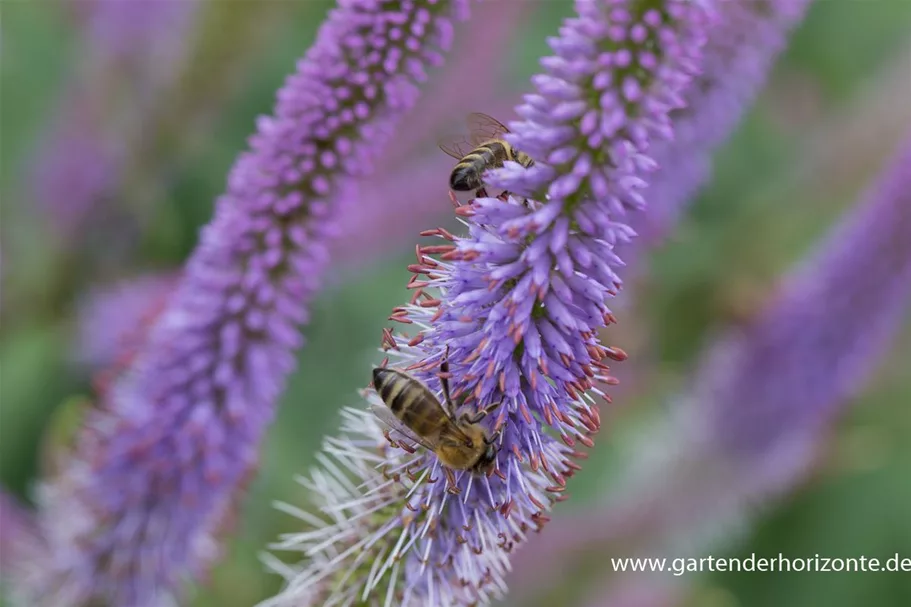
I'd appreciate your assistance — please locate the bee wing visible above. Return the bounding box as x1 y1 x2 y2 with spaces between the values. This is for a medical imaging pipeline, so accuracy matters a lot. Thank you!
466 112 510 146
369 404 440 452
437 133 477 160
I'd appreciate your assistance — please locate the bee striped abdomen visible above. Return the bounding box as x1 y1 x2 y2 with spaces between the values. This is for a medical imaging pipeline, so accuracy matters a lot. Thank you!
449 139 512 191
373 368 445 437
404 397 447 437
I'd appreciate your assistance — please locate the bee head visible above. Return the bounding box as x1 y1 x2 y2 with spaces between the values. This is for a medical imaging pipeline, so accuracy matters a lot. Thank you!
474 440 499 474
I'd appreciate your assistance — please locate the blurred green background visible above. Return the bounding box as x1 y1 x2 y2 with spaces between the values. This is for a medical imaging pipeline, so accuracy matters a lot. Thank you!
2 1 910 606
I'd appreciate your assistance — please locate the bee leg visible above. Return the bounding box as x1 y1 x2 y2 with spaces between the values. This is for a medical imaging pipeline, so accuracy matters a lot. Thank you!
444 467 461 495
482 400 502 415
482 432 499 446
439 346 455 414
461 401 502 424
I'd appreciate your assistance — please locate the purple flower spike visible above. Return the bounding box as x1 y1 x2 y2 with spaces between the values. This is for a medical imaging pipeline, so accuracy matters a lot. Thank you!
265 1 712 606
21 1 469 605
704 132 911 460
491 0 709 220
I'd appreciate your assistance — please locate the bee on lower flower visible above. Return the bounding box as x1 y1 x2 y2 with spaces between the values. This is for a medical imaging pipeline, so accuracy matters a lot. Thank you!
371 348 502 492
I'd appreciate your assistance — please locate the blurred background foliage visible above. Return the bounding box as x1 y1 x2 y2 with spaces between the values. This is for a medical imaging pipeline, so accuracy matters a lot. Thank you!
1 1 910 606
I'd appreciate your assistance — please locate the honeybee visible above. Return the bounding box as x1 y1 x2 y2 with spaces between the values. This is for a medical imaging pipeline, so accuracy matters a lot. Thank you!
371 350 501 488
439 112 534 192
